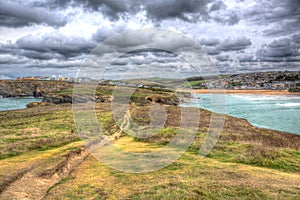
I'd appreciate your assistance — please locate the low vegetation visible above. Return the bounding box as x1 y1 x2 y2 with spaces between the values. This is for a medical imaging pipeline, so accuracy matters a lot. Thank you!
0 86 299 199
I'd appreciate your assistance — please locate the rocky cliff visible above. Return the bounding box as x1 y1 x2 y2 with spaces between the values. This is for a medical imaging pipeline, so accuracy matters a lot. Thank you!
43 93 113 104
0 80 72 98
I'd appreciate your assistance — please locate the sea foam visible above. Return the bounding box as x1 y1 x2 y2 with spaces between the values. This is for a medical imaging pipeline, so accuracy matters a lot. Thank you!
276 103 300 107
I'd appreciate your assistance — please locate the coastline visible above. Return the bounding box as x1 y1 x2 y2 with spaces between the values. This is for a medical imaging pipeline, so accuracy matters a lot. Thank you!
181 89 300 135
191 89 300 95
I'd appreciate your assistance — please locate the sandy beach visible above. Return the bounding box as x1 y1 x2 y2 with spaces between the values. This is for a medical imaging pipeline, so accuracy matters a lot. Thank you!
191 89 300 95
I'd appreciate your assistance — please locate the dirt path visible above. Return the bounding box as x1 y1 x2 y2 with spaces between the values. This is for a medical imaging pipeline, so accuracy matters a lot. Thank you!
89 109 131 151
0 147 88 200
0 110 132 200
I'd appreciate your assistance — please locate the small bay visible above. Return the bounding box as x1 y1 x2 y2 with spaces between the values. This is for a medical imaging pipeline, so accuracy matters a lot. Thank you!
0 96 42 111
181 94 300 135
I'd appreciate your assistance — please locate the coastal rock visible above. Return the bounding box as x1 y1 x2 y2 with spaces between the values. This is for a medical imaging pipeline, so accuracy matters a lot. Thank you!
95 95 113 103
26 102 51 108
43 94 73 104
0 80 72 98
43 94 113 104
145 94 179 106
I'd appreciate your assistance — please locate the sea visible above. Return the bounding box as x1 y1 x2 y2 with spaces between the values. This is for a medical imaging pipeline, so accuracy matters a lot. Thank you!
1 94 299 135
181 94 300 135
0 96 42 111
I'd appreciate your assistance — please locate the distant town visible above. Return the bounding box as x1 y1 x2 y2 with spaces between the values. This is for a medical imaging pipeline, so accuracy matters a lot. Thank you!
16 75 78 82
189 71 300 92
209 71 300 90
14 70 300 92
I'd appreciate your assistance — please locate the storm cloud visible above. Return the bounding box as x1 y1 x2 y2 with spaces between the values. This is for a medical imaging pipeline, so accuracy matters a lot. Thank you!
257 37 300 62
0 0 67 27
217 37 252 51
16 33 96 57
0 0 299 79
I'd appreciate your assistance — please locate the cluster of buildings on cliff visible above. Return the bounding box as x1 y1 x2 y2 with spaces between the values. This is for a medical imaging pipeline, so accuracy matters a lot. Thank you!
16 71 300 91
16 75 81 82
196 71 300 90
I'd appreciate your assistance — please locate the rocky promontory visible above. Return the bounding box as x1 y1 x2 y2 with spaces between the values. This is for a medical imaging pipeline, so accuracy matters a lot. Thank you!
43 93 113 104
0 80 72 98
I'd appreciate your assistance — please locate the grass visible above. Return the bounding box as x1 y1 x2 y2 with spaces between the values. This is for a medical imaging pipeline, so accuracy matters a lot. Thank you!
0 140 84 192
180 80 205 87
44 102 299 199
0 106 78 159
204 142 300 172
0 103 119 159
44 137 300 200
0 86 300 199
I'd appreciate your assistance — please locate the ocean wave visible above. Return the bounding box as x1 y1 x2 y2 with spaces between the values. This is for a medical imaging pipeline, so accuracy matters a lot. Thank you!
230 94 300 101
276 103 300 107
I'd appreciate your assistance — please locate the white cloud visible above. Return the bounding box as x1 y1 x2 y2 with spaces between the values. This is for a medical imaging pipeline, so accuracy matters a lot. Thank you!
0 0 299 78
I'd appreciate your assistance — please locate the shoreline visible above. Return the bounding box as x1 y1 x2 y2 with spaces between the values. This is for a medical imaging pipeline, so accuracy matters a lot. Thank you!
191 89 300 95
180 89 300 135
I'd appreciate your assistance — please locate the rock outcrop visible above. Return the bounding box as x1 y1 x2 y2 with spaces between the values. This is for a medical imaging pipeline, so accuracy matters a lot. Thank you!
145 94 180 105
43 94 113 104
0 80 72 98
26 102 51 108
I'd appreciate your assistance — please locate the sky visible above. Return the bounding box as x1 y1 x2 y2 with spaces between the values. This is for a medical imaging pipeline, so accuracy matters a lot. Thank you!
0 0 299 79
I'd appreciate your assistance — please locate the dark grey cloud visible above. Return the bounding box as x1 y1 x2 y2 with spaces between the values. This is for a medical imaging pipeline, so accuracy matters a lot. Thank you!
245 0 300 36
201 37 252 55
79 0 135 20
238 54 255 62
92 25 128 42
34 0 240 24
0 0 242 29
97 29 195 52
0 15 32 27
245 0 300 24
109 50 181 69
32 0 72 9
0 0 300 77
33 0 138 20
210 1 240 25
0 32 97 74
1 63 79 79
217 37 252 51
257 38 300 62
200 38 220 46
202 46 221 55
145 0 208 22
214 14 240 25
22 51 65 60
0 46 58 64
199 38 221 55
263 19 300 37
286 56 300 62
292 33 300 44
16 33 96 58
0 0 67 27
0 54 19 64
105 49 197 79
215 54 230 62
145 0 240 24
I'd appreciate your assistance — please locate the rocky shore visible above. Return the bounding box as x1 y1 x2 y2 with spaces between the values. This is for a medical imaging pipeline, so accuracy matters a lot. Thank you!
42 93 112 104
192 89 300 95
0 80 187 107
0 80 72 98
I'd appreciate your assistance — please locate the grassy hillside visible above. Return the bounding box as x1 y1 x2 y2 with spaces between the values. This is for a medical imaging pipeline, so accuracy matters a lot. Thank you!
0 87 299 199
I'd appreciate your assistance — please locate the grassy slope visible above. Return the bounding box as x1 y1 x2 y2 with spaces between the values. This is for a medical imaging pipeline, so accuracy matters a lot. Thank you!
0 86 300 199
45 136 300 200
46 103 299 199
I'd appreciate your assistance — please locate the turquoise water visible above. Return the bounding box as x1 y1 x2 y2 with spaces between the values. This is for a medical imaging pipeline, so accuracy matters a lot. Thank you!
0 96 42 111
181 94 300 134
